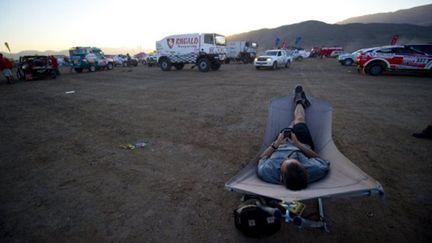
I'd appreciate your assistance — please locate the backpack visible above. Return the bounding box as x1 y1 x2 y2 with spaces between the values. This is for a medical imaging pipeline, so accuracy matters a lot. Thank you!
233 196 282 238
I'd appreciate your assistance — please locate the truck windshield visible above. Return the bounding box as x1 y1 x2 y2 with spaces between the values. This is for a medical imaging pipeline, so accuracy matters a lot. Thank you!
215 35 226 46
264 51 278 56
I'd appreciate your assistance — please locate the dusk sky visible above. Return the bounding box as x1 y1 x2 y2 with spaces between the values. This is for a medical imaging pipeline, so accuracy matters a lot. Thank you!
0 0 431 53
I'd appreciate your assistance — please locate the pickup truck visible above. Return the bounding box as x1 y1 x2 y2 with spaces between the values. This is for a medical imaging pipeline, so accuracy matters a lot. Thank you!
254 49 293 70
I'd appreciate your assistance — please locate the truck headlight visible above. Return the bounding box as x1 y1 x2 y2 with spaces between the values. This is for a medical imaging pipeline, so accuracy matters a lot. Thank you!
266 58 272 62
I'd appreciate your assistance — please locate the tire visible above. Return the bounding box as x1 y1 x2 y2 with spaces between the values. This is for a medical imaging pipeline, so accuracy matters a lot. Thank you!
74 68 83 73
107 63 113 70
174 63 184 70
197 58 210 72
210 62 221 71
343 59 353 66
89 65 96 72
159 58 171 71
272 61 277 70
255 66 260 70
285 60 291 68
367 63 383 76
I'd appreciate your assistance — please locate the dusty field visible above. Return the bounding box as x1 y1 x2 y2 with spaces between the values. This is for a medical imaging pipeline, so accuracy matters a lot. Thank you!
1 59 431 242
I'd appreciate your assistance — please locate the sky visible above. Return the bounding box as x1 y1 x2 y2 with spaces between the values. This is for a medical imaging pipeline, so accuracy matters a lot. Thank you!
0 0 431 53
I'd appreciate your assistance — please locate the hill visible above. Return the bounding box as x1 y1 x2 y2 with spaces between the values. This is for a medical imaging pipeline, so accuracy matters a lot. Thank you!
337 4 432 26
228 21 432 52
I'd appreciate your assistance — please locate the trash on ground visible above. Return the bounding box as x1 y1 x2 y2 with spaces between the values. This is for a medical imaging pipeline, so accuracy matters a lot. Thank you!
65 91 75 94
120 142 147 150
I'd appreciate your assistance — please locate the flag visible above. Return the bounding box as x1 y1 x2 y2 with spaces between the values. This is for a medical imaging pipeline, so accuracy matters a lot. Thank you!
280 39 287 49
4 42 11 53
275 37 280 48
294 36 302 46
390 35 399 45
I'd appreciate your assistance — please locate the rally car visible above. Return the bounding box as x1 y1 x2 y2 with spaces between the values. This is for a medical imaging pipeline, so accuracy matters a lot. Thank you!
356 45 432 76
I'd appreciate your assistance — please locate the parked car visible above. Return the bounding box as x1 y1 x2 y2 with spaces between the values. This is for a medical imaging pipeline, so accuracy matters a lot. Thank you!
287 48 309 61
146 55 158 67
16 55 57 80
69 47 114 72
254 49 293 70
356 45 432 76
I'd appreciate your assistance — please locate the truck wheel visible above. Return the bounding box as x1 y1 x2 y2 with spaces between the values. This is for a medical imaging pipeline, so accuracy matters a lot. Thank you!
107 63 113 70
255 66 260 70
211 63 221 71
197 58 210 72
159 58 171 71
174 63 184 70
367 63 383 76
272 62 277 70
285 60 291 68
89 65 96 72
74 68 83 73
343 59 353 66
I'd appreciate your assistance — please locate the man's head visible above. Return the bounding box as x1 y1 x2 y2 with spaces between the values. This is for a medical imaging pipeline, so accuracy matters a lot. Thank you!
281 159 308 190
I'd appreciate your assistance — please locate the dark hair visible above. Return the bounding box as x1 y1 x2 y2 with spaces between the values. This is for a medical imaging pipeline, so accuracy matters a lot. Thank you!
283 162 308 190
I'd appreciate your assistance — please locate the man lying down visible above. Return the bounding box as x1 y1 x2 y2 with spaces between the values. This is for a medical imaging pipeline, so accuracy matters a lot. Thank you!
257 85 330 190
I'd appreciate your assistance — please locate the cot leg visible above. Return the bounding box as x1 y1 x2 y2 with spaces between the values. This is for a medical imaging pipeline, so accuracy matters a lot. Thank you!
318 198 329 232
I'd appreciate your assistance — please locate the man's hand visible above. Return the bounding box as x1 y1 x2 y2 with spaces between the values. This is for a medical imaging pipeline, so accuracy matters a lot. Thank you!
287 133 300 146
274 132 286 147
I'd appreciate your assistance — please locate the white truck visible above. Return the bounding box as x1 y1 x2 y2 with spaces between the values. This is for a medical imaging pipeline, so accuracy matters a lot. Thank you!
156 33 226 72
226 41 258 64
254 49 293 70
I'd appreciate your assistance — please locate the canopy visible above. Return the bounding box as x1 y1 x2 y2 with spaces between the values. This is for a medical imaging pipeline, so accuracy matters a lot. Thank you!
225 96 384 202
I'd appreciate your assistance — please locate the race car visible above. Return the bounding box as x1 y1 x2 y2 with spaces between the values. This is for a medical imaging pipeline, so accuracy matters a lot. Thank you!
356 45 432 76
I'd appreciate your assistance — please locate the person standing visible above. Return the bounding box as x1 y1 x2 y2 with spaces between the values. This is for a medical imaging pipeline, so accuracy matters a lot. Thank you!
0 53 14 84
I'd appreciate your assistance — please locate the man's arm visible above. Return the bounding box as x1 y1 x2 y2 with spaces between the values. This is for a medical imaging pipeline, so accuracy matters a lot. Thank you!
288 133 319 158
259 133 285 159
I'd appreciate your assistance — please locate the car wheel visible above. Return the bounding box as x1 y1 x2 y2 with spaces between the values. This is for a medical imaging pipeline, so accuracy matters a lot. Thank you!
285 60 290 68
272 61 277 70
197 58 210 72
107 63 113 70
343 59 353 66
255 66 260 70
367 63 383 76
74 68 83 73
159 58 171 71
89 65 96 72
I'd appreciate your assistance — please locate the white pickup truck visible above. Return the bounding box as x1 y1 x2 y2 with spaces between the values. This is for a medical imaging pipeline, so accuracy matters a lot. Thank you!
254 49 293 70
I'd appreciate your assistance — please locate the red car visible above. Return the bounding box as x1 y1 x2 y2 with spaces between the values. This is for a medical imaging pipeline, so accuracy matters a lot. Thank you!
357 45 432 76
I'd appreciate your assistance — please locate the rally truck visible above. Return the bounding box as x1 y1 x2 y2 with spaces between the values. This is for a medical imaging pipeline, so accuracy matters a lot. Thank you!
225 41 258 64
156 33 226 72
69 47 114 73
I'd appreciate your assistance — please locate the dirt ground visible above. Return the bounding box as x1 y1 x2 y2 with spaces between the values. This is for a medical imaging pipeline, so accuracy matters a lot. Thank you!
0 59 431 242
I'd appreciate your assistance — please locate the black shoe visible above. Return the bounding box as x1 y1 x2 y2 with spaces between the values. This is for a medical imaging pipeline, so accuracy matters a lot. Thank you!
413 125 432 140
293 85 304 105
301 91 311 108
293 85 310 108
